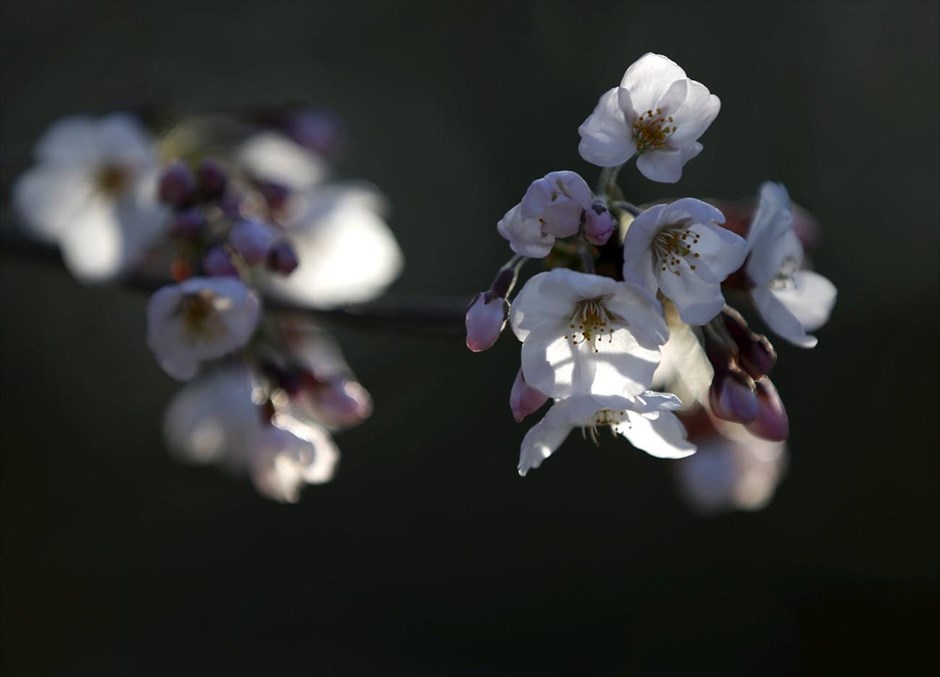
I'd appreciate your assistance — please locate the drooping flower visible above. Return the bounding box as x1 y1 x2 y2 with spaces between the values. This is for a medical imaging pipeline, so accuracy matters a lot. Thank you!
12 113 168 281
146 277 261 380
518 392 695 476
578 53 721 183
674 419 787 514
510 269 668 399
163 366 339 502
163 364 262 468
249 414 339 503
623 198 747 325
745 182 837 348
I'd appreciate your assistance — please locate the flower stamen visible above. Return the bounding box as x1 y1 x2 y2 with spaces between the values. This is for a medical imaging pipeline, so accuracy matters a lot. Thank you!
566 297 615 352
653 222 701 276
179 290 229 342
633 108 676 154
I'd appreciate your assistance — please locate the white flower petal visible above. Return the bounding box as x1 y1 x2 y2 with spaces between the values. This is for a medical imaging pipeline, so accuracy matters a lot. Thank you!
35 116 102 166
592 329 662 398
497 203 554 258
58 197 125 282
616 410 696 459
237 131 327 191
12 167 94 242
578 88 636 167
619 53 688 112
163 366 259 467
261 185 403 308
658 256 727 325
669 81 721 147
771 270 837 332
751 285 818 348
635 143 702 183
518 409 573 476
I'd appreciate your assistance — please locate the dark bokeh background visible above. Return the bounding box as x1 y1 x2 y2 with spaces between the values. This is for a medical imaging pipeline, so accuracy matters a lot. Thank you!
1 1 938 675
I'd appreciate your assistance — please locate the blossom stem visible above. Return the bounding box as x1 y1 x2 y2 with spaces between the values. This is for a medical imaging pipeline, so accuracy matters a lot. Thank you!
597 165 625 203
0 223 468 334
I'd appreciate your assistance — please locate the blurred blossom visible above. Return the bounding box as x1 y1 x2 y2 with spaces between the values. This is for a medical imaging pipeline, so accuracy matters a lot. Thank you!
578 53 720 183
237 130 327 192
746 182 837 348
12 113 168 281
163 364 261 468
675 420 787 514
146 277 261 380
259 185 403 308
163 365 340 502
249 415 339 503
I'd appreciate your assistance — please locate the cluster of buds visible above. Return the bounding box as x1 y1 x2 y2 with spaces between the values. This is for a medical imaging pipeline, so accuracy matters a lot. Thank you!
12 107 403 501
467 53 837 512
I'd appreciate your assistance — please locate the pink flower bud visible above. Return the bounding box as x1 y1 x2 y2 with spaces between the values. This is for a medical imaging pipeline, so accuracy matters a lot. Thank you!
709 370 759 424
170 208 205 239
465 292 508 353
266 239 300 275
158 161 196 208
509 368 548 422
203 246 239 277
746 377 789 441
583 202 615 246
228 219 277 265
196 158 228 201
313 377 373 428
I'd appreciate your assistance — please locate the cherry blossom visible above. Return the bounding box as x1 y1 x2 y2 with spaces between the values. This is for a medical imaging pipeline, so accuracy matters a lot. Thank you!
623 198 747 325
146 277 261 380
578 53 720 183
12 113 167 281
510 269 668 399
745 183 837 348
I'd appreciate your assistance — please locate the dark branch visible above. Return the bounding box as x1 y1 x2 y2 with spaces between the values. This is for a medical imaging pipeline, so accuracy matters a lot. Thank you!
0 224 468 335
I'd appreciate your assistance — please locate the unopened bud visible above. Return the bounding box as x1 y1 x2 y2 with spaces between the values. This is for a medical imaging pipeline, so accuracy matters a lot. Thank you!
196 158 228 201
158 161 196 208
266 239 300 275
746 378 789 442
170 208 205 239
202 246 239 277
228 219 277 265
583 202 615 246
721 308 776 378
510 368 548 422
286 109 344 157
466 292 508 352
312 376 373 428
709 370 759 424
258 180 291 213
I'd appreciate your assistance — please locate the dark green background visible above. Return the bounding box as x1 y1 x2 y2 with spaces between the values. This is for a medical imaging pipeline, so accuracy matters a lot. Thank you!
1 1 938 675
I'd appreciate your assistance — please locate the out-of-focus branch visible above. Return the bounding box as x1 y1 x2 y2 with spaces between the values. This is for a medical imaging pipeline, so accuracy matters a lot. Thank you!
0 223 467 335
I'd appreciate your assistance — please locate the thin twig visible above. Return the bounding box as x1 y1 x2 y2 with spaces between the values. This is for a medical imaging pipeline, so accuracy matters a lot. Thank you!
0 224 468 335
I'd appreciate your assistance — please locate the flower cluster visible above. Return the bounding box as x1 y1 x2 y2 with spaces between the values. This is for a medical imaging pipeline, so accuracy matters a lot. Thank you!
13 108 403 502
467 53 837 508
